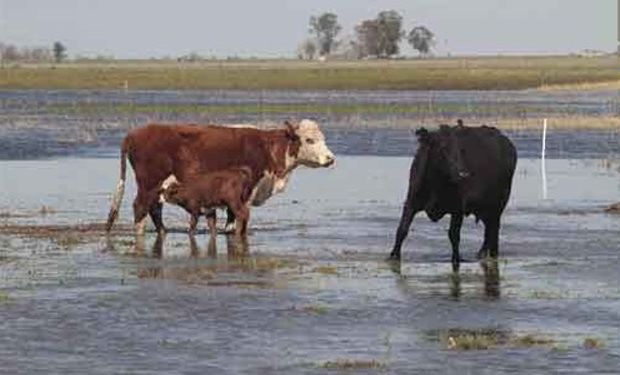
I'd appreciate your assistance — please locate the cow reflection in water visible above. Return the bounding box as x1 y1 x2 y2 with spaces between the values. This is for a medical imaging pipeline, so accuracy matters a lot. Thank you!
389 259 501 300
137 232 254 281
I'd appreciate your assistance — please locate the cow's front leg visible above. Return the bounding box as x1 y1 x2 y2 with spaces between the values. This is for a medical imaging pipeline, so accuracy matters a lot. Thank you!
449 213 463 272
390 201 417 261
224 207 236 233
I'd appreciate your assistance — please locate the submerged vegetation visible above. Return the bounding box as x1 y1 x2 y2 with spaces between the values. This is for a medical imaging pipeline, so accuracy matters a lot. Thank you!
0 56 618 90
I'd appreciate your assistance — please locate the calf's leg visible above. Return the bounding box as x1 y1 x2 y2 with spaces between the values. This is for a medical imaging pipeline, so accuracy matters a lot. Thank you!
188 214 199 236
233 205 250 237
206 210 217 240
448 213 463 272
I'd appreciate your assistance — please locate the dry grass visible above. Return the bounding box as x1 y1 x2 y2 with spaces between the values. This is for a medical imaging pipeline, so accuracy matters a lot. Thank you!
1 56 618 90
539 80 620 91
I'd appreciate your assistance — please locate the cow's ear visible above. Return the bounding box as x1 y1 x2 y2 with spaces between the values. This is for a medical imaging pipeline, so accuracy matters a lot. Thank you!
415 127 430 144
284 120 299 140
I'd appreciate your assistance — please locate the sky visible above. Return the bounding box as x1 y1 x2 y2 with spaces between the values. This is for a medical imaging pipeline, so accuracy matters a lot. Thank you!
0 0 616 58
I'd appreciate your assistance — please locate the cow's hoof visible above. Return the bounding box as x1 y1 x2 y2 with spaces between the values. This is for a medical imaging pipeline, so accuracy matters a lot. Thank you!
387 252 401 262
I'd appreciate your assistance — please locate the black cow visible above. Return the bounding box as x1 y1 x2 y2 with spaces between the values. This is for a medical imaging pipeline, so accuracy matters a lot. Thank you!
389 121 517 270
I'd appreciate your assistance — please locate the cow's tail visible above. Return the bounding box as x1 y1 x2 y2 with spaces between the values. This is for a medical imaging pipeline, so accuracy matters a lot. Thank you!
105 137 129 232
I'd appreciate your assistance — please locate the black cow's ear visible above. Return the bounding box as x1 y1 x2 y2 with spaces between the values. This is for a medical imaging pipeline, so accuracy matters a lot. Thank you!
415 127 429 143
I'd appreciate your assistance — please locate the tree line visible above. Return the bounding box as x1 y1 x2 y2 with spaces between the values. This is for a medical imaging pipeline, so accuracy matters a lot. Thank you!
299 11 435 60
0 41 67 64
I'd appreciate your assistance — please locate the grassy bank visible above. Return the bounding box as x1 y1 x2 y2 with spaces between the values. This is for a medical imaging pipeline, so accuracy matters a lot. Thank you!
1 56 619 90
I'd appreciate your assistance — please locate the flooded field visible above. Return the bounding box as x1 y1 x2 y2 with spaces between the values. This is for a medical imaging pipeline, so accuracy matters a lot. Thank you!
1 88 620 159
0 89 619 373
1 155 619 374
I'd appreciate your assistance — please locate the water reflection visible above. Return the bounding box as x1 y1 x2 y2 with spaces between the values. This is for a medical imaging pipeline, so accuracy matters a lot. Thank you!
390 259 501 300
132 234 285 288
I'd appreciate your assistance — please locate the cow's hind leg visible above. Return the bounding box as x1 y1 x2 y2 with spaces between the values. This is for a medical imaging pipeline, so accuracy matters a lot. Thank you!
133 193 149 237
149 202 166 236
449 213 463 272
224 208 236 233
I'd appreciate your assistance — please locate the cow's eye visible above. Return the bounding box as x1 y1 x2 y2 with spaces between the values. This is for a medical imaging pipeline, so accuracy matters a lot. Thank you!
306 138 315 144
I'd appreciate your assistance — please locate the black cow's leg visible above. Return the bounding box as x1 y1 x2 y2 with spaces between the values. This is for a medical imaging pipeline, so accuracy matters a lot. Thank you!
478 215 500 259
149 202 166 236
390 203 417 260
449 213 463 272
487 216 500 258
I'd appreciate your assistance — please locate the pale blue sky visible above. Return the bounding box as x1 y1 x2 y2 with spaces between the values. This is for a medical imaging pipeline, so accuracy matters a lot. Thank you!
0 0 616 58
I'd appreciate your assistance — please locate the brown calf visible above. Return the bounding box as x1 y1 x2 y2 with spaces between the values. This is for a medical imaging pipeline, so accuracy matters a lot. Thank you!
159 167 254 238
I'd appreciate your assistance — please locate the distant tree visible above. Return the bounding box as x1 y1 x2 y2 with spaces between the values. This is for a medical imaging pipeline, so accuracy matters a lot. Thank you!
376 10 404 57
408 26 435 56
0 43 20 61
29 47 46 62
53 41 67 63
298 39 318 60
355 20 381 58
309 12 342 56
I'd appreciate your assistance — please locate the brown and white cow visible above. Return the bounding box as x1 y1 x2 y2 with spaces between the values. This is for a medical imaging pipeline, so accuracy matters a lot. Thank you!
105 119 335 236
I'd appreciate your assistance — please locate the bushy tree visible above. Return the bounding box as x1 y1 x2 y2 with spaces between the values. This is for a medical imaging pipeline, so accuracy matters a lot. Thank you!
376 10 404 57
355 20 380 58
355 10 404 58
53 41 67 63
408 26 435 56
309 12 342 56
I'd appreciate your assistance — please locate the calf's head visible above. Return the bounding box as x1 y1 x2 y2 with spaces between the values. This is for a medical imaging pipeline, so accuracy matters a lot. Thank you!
158 176 181 204
285 119 335 168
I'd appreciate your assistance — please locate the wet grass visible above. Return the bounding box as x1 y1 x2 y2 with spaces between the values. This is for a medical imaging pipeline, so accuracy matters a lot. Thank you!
320 359 387 370
433 328 557 351
313 265 339 275
292 303 329 315
49 101 540 117
0 291 10 302
583 337 606 350
1 56 618 90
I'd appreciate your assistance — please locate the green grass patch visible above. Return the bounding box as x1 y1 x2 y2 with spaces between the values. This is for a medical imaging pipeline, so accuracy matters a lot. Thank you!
1 56 618 90
48 101 541 117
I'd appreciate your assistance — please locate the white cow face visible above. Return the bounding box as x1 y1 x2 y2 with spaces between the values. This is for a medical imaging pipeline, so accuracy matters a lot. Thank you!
291 119 335 168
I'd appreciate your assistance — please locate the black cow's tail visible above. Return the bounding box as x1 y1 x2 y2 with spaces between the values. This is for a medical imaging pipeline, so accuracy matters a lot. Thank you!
106 137 129 232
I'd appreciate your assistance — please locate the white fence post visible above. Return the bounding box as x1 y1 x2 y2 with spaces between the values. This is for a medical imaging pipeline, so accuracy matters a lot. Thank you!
541 118 548 200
